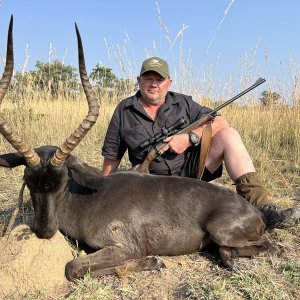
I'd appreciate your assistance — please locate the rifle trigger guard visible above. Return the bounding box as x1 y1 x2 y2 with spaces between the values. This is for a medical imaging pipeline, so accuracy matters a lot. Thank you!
155 145 163 156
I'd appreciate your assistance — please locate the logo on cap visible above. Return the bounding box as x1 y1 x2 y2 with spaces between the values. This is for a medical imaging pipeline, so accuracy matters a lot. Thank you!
147 58 163 67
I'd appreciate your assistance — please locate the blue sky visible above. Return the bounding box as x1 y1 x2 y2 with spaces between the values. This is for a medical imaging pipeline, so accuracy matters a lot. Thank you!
0 1 299 98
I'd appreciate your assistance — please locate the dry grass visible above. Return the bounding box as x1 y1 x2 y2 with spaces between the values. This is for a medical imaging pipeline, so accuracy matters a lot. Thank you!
216 104 300 200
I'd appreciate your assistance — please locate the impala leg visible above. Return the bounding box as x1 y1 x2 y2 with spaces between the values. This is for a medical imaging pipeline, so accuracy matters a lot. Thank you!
89 256 166 278
65 246 165 280
219 239 278 269
218 246 235 269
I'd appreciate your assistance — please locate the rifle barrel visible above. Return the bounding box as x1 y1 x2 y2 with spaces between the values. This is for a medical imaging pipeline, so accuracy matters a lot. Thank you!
177 77 266 135
210 77 266 115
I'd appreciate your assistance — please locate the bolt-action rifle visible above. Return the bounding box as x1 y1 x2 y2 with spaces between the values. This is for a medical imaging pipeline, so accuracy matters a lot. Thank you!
139 117 188 150
133 77 266 174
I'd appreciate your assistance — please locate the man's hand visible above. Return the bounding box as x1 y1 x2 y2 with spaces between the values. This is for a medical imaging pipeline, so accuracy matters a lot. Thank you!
161 133 191 154
159 116 229 155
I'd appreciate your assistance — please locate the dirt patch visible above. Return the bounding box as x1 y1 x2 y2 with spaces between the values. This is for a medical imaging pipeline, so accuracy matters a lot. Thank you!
0 224 74 299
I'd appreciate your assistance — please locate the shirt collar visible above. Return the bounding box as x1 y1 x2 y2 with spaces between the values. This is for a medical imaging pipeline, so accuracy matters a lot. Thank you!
124 91 140 109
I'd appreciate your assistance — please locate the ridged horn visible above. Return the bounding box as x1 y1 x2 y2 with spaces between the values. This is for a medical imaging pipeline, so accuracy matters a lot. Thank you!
0 15 41 167
50 23 99 167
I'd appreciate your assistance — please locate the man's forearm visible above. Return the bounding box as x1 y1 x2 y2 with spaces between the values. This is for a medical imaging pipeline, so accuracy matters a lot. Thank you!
102 157 121 176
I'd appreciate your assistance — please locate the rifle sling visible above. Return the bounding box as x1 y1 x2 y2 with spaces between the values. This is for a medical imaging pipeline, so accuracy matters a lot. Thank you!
197 121 213 180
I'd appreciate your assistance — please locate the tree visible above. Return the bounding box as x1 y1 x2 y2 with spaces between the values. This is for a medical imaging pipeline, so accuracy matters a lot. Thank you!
89 64 117 89
13 60 78 96
112 78 138 99
259 90 281 107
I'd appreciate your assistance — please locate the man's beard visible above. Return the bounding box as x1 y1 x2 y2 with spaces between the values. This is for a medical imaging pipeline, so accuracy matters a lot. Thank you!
143 91 168 104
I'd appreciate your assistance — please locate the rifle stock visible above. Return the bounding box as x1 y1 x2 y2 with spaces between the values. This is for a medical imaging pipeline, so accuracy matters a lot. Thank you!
134 78 266 174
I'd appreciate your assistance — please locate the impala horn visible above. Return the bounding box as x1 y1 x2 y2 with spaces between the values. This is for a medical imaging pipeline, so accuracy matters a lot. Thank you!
50 23 99 167
0 15 41 167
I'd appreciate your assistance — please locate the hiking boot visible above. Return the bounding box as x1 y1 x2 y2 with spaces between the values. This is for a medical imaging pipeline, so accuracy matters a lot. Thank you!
259 204 300 229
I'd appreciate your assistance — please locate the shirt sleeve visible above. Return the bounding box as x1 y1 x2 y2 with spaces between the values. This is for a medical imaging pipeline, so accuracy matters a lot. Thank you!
101 106 127 160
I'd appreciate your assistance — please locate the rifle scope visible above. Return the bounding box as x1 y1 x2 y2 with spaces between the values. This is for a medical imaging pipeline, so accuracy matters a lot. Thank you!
140 117 187 149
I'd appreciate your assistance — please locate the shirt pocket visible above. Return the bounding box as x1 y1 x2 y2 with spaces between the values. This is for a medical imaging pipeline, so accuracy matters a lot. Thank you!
121 124 148 152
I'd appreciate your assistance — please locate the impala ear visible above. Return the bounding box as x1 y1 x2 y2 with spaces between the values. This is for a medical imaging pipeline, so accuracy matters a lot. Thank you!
66 154 102 177
0 152 26 168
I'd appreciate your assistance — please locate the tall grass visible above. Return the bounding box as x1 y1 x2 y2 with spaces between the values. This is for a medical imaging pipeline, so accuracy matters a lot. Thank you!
1 79 299 194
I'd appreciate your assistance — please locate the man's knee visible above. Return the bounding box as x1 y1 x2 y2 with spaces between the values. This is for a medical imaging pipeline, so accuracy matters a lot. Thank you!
213 127 242 143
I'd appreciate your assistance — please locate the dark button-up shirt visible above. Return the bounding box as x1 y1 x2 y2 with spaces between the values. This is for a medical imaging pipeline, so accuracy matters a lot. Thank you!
102 91 212 175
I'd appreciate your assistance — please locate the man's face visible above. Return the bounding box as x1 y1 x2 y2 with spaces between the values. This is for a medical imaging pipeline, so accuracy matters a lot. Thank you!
137 71 172 104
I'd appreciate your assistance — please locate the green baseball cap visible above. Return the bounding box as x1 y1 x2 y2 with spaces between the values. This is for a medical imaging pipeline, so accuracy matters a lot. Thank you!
140 56 170 78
